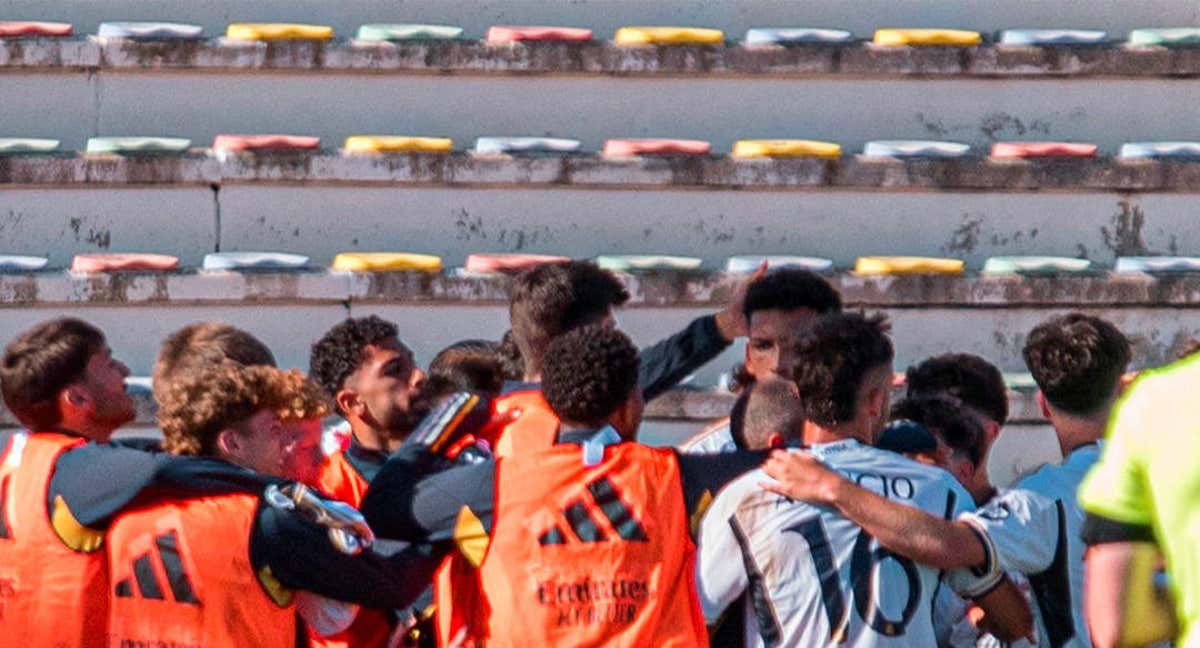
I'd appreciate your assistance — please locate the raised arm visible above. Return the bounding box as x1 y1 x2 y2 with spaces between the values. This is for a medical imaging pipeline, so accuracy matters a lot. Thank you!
760 449 987 570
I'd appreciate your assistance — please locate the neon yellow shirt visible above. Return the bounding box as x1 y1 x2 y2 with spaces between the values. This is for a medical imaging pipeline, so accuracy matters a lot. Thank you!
1078 355 1200 643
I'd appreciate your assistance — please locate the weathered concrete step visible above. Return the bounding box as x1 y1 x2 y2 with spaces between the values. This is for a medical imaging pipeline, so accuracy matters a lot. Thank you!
10 152 1200 192
13 38 1200 78
1 0 1197 43
4 270 1200 308
5 72 1199 153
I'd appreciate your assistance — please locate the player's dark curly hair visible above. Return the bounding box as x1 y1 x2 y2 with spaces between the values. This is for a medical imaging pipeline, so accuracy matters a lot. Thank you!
509 261 630 376
309 316 400 407
1023 313 1130 416
891 395 986 466
792 312 894 427
742 267 842 320
541 324 640 426
906 353 1009 425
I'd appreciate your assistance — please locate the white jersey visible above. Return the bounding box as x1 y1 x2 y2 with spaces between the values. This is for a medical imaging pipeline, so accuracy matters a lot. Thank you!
960 443 1100 648
678 418 737 454
697 439 983 647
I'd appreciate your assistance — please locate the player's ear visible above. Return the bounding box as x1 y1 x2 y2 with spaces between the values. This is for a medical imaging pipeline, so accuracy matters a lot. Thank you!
766 432 786 449
1036 391 1052 419
335 388 362 418
216 427 243 460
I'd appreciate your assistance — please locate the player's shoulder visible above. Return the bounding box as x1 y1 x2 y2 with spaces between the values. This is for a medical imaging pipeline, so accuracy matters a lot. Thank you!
678 419 734 454
821 441 957 483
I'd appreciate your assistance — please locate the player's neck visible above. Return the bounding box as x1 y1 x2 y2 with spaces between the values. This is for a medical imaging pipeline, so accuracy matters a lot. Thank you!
1049 411 1107 456
802 420 868 446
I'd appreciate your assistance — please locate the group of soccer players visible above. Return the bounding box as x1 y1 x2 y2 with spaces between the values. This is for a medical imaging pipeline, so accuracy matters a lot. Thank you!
0 259 1191 647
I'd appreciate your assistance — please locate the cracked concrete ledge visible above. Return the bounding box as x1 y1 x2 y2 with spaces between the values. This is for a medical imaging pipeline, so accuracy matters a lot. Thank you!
0 384 1044 426
7 38 1200 77
1 270 1198 307
7 153 1200 192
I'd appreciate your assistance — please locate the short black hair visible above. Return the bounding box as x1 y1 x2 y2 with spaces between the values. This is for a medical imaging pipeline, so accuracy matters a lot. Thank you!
541 324 639 426
425 339 505 399
1 318 105 430
508 261 630 375
890 395 986 466
497 330 525 381
740 379 805 449
309 316 401 407
1023 313 1131 416
792 312 894 427
906 353 1008 425
742 268 842 320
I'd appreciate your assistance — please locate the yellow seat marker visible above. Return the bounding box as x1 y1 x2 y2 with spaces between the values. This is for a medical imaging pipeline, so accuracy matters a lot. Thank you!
332 253 443 272
732 140 841 159
343 136 454 154
614 26 724 45
855 256 964 275
873 29 981 46
225 23 334 41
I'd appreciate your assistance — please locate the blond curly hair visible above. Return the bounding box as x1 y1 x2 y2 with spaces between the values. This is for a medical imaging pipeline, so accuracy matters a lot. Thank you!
158 362 331 456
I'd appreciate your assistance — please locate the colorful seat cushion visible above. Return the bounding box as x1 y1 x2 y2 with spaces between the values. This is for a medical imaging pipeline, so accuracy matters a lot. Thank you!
96 22 204 40
603 138 711 156
486 26 593 43
202 252 309 270
343 136 453 154
1118 142 1200 160
212 134 320 153
743 28 853 45
463 253 569 274
71 253 179 272
1128 28 1200 47
0 22 72 38
614 27 724 46
855 256 964 275
873 29 981 46
355 24 463 42
595 255 703 271
725 256 834 273
0 138 59 154
982 256 1092 274
1114 256 1200 273
86 137 191 154
0 255 49 271
732 140 841 159
225 23 333 41
991 142 1098 158
473 137 581 154
332 252 443 272
862 140 971 158
997 29 1107 46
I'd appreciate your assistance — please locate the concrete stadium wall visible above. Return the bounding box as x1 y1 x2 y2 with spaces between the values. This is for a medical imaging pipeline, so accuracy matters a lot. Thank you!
2 0 1198 40
4 72 1200 153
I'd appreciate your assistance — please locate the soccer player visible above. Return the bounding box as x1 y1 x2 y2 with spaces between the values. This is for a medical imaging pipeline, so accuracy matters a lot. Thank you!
762 312 1131 647
493 259 766 456
309 316 431 505
696 312 1030 646
1076 356 1200 647
106 362 437 647
362 324 773 646
680 267 842 453
0 318 278 647
904 353 1009 501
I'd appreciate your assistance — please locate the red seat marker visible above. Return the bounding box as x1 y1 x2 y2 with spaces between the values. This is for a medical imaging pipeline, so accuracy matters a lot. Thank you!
0 22 72 37
990 142 1098 159
486 26 593 43
212 134 320 153
464 253 570 274
603 138 713 157
71 253 180 273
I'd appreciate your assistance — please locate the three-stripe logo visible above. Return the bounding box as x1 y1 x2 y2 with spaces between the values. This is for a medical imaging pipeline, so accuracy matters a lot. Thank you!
114 531 200 605
538 476 648 545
